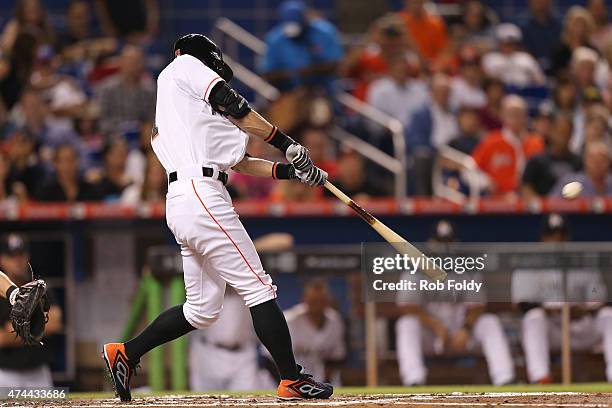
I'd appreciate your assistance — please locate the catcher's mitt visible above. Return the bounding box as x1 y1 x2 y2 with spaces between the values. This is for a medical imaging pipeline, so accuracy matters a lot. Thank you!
9 280 50 346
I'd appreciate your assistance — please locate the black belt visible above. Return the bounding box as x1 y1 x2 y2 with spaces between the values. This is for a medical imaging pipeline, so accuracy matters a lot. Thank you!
168 167 228 185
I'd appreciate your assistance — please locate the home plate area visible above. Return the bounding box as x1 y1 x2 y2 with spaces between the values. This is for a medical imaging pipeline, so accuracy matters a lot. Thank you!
4 392 612 408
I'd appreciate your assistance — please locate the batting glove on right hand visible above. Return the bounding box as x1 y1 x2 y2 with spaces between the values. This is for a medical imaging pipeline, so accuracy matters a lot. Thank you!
285 143 313 171
296 166 328 187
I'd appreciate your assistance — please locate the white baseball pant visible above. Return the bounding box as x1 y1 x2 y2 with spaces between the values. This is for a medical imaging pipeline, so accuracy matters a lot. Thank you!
395 314 515 385
0 365 52 387
522 306 612 382
166 175 277 329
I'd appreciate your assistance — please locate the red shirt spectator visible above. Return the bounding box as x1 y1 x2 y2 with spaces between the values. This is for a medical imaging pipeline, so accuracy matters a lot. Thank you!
472 95 545 195
473 130 544 194
399 0 449 64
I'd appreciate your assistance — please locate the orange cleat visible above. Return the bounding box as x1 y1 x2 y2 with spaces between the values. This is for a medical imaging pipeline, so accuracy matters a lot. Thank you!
102 343 136 401
277 365 333 400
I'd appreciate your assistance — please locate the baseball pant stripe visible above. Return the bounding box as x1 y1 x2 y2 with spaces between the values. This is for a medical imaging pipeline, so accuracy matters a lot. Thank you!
191 179 274 292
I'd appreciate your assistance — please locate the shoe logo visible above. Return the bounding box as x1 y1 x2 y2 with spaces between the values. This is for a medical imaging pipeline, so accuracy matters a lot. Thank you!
114 356 130 390
297 383 325 397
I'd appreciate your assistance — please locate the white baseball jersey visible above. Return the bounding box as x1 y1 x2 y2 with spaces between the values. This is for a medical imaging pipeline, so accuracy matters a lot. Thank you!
284 303 346 385
156 54 277 331
152 54 248 172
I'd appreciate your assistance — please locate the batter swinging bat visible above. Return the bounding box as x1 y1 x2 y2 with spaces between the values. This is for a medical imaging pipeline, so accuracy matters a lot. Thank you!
324 181 447 282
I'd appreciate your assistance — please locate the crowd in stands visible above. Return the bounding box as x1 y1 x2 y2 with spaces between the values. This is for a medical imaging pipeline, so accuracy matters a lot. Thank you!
2 0 612 205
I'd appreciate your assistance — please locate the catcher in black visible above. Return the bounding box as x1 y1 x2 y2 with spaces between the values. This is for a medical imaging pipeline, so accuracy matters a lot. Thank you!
0 234 62 386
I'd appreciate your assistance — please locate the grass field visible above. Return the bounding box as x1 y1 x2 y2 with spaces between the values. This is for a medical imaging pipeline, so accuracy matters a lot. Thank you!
1 383 608 407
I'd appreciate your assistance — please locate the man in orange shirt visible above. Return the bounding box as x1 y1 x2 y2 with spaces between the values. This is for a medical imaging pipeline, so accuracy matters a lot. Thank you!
399 0 449 65
472 95 544 198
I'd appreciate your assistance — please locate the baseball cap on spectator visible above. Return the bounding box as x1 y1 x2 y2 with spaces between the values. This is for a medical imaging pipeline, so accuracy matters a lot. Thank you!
0 234 28 256
583 86 603 104
280 0 306 38
430 220 457 243
495 23 522 44
536 101 555 118
542 213 569 236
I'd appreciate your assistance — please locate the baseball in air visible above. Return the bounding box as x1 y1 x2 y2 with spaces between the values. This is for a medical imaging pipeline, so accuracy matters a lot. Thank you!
561 181 583 199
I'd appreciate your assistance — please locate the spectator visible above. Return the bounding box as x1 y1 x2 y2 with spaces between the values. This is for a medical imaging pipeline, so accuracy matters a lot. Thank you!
571 86 605 153
0 0 54 54
366 55 428 127
478 77 505 130
531 102 555 142
343 14 412 101
395 220 515 386
5 131 44 200
96 45 155 135
300 127 337 179
406 73 458 151
521 0 562 73
327 151 387 198
399 0 449 66
56 0 117 64
448 106 483 155
512 214 612 383
584 104 610 147
453 0 496 53
284 279 346 385
92 139 131 201
94 0 159 41
121 151 165 205
522 114 581 198
551 6 596 78
36 144 97 202
29 46 88 122
572 47 600 93
482 23 546 88
8 88 80 156
552 78 578 113
587 0 612 51
0 30 38 109
0 233 63 387
472 95 544 198
260 0 343 93
449 46 487 111
551 141 612 197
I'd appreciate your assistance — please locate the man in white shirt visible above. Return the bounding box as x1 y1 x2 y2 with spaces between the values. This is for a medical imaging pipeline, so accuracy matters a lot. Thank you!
102 34 332 401
285 279 346 386
482 23 546 88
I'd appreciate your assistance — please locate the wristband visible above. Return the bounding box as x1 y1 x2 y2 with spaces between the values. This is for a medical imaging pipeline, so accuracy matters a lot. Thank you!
272 163 296 180
6 285 18 306
264 127 295 153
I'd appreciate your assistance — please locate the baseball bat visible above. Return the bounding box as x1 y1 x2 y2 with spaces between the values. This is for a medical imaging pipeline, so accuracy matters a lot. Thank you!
324 181 447 282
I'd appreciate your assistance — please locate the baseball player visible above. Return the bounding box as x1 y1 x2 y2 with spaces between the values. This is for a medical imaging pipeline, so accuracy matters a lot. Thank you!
512 214 612 383
102 34 332 401
395 221 515 386
189 289 260 391
284 279 346 386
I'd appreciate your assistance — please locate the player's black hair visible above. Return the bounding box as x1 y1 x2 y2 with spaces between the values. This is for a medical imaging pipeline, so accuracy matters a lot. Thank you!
173 34 233 82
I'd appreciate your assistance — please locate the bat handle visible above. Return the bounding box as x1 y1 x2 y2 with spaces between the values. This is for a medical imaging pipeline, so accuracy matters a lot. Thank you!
324 181 352 206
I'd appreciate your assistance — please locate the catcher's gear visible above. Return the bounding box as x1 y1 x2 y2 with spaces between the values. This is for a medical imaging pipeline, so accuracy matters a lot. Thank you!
173 34 233 82
9 279 50 345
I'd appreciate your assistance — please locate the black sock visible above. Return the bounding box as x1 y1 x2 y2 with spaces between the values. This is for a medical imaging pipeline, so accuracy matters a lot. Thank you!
124 304 195 362
250 299 299 380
